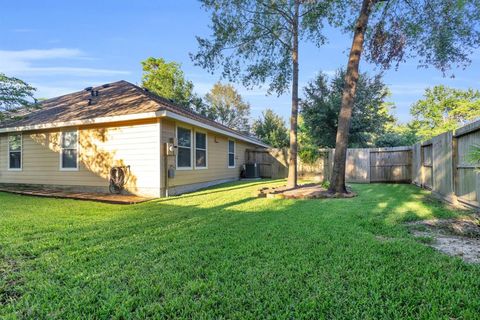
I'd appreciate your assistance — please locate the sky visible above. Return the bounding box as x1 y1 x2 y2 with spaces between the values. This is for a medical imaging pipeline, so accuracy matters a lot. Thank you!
1 0 479 124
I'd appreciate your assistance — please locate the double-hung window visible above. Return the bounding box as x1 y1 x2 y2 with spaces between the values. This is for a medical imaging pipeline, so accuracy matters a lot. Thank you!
8 134 22 170
228 140 235 168
177 127 192 169
61 131 78 170
195 132 207 169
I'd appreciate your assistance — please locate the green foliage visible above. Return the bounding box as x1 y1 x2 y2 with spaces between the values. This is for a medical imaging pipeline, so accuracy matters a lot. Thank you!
204 82 251 132
375 123 420 147
252 109 289 148
0 73 37 120
301 69 395 148
141 57 194 108
467 144 480 166
298 146 322 164
410 85 480 141
191 0 330 95
360 0 480 74
1 182 477 318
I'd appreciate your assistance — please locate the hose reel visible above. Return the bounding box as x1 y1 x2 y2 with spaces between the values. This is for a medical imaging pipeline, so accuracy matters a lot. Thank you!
109 165 130 194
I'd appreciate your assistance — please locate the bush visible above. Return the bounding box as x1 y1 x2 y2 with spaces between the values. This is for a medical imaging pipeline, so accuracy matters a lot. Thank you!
298 147 322 164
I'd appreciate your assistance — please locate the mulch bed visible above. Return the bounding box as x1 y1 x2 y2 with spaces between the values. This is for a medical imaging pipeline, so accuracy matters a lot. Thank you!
256 183 357 199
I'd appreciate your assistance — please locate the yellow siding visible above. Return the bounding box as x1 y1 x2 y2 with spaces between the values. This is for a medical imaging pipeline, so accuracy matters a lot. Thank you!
160 119 257 194
0 119 161 197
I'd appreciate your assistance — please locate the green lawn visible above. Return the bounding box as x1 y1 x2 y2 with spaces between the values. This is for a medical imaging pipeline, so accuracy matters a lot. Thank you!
1 181 479 319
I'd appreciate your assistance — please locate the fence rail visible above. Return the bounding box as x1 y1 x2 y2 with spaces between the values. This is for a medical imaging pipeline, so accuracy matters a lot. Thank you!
247 119 480 209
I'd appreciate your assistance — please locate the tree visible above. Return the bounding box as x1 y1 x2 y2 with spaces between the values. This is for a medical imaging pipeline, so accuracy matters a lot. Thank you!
410 85 480 140
375 123 419 147
141 57 194 108
0 73 36 121
204 82 251 132
191 0 331 188
329 0 480 195
301 69 394 148
252 109 289 147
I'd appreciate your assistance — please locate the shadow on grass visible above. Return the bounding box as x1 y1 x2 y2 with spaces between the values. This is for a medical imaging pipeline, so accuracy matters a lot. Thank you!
1 181 478 319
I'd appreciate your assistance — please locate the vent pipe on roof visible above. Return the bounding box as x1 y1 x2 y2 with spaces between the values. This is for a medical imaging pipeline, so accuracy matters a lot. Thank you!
85 87 93 92
88 98 92 106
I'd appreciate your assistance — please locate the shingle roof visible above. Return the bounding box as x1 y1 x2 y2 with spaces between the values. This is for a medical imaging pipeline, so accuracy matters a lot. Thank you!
0 80 267 147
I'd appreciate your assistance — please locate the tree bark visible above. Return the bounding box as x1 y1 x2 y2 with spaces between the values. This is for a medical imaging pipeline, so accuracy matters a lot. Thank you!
328 0 376 194
287 1 300 189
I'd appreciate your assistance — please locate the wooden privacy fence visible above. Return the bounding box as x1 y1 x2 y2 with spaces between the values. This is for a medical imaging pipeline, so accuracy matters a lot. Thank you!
247 118 480 209
412 120 480 208
245 146 412 184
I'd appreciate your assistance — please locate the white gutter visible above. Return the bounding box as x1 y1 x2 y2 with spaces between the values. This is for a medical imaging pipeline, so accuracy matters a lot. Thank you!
0 110 269 148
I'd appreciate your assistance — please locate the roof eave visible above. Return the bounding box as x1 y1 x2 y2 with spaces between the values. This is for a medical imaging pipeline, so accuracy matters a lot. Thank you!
0 110 269 148
158 110 269 148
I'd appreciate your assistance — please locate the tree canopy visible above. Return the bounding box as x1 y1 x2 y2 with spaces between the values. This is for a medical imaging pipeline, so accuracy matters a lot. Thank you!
252 109 289 148
410 85 480 140
327 0 480 194
0 73 37 121
192 0 333 188
375 123 419 147
204 82 251 132
301 69 394 148
141 57 194 108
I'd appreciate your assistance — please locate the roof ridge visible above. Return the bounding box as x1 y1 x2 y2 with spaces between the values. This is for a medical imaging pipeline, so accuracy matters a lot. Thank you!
123 81 262 142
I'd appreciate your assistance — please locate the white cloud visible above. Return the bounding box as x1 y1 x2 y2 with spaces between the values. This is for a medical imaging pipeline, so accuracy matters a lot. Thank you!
0 48 130 77
33 84 81 98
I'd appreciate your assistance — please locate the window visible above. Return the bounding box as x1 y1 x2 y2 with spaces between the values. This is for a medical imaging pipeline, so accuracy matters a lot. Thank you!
8 134 22 170
228 140 235 168
177 127 192 169
61 131 78 170
195 132 207 168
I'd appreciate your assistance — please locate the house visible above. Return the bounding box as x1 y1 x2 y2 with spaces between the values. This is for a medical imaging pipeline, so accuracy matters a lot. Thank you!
0 81 268 197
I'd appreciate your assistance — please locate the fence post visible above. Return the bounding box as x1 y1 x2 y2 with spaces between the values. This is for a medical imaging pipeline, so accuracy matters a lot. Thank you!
451 134 459 205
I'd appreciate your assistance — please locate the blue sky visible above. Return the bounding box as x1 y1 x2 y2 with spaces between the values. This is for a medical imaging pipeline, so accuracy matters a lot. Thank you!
1 1 479 124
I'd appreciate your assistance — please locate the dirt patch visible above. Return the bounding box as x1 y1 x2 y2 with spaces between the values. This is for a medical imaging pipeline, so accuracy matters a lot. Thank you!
0 258 23 305
256 184 357 199
407 214 480 263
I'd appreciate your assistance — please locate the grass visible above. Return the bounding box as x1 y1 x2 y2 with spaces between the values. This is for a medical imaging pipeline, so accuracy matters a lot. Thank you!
1 181 479 319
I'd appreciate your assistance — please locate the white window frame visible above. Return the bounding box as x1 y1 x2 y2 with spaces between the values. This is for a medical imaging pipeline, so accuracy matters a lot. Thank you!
7 133 22 171
60 130 79 171
176 125 193 170
228 139 236 168
194 130 208 170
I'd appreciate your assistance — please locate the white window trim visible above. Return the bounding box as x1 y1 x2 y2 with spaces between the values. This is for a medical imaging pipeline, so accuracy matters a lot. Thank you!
7 133 22 171
59 130 79 171
176 125 193 170
228 139 236 169
194 130 208 170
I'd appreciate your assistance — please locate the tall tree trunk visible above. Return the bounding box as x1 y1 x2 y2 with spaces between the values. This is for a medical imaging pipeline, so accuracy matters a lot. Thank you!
287 1 299 189
328 0 375 194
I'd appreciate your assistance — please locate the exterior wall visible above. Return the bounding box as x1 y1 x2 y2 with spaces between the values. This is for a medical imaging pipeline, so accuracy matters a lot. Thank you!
0 119 161 197
160 119 260 196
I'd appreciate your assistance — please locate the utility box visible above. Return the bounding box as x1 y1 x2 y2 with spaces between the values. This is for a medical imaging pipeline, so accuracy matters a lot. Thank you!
165 142 176 156
245 163 260 178
167 166 176 179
